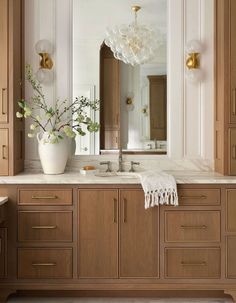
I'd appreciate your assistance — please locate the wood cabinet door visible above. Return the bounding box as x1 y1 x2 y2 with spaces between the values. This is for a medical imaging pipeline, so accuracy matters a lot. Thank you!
120 190 159 278
230 0 236 123
0 228 6 278
0 0 8 123
227 236 236 278
78 189 118 278
0 129 8 175
148 75 167 141
229 128 236 175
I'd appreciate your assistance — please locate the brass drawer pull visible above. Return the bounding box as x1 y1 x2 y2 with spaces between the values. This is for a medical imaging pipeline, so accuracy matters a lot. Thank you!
32 225 57 230
32 262 56 267
233 145 236 160
180 195 207 200
181 261 206 266
31 195 58 200
180 225 207 229
123 198 127 223
1 88 7 115
2 145 7 160
113 198 117 223
233 88 236 116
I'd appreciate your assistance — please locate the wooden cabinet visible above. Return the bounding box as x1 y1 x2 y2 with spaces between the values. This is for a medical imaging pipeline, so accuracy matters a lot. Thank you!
165 210 220 243
100 45 120 151
215 0 236 175
119 190 159 278
78 189 118 278
18 211 73 242
18 248 73 279
0 0 24 176
148 76 167 141
0 0 8 124
165 248 221 279
3 183 236 303
0 228 6 278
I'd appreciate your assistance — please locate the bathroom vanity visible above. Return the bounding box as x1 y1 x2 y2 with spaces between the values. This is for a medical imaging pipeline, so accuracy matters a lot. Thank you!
0 173 236 302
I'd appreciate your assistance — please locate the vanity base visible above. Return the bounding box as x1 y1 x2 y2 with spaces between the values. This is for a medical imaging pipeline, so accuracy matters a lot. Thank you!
0 285 235 302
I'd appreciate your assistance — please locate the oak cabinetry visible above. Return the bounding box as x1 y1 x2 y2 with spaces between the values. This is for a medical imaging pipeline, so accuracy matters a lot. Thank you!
18 211 73 242
18 248 73 279
0 0 24 176
164 210 220 242
165 247 221 279
17 187 74 281
78 189 118 278
215 0 236 175
100 45 120 151
119 190 159 278
148 75 167 141
0 228 6 278
2 184 236 303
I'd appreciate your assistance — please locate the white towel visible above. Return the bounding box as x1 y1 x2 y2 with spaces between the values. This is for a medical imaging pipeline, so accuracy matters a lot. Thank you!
137 171 178 209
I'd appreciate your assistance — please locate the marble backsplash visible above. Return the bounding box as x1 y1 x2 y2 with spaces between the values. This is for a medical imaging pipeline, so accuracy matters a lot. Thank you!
24 155 214 173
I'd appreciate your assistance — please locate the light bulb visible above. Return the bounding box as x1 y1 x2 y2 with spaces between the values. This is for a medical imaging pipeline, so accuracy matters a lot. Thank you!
186 69 203 83
36 69 54 84
35 39 53 54
186 40 202 54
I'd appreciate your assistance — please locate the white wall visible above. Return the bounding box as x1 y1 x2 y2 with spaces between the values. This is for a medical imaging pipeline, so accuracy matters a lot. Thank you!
24 0 215 170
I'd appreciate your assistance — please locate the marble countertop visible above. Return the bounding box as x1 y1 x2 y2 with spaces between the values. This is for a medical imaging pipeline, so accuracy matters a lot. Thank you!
0 171 236 184
0 197 8 205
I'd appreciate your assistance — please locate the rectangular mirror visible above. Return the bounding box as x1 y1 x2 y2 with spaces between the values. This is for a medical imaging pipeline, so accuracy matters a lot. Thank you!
73 0 167 155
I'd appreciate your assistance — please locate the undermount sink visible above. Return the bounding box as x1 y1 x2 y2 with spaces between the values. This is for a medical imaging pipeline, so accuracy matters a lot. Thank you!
95 172 139 179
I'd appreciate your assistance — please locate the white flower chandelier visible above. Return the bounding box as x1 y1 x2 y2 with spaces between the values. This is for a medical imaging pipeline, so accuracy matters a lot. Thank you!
105 6 161 66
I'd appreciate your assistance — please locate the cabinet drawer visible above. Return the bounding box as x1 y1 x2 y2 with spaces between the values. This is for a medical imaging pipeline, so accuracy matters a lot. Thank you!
18 189 73 205
18 211 73 242
165 211 220 243
165 248 221 279
18 248 73 279
178 189 220 206
0 228 7 278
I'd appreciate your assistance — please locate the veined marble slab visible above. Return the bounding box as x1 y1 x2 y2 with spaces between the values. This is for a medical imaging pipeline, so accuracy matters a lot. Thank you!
0 197 8 205
0 171 236 185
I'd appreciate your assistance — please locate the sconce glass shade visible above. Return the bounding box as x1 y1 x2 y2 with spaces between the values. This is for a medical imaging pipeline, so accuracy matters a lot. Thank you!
185 68 203 83
35 39 53 54
36 69 54 84
185 40 202 54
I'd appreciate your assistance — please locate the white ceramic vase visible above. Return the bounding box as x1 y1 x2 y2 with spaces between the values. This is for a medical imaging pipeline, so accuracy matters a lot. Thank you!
37 132 70 175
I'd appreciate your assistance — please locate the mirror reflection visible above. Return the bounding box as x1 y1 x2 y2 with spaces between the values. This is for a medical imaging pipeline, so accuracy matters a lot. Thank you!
73 0 167 155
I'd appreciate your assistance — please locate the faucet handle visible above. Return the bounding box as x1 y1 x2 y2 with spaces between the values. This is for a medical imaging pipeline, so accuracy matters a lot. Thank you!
100 161 112 172
129 161 140 172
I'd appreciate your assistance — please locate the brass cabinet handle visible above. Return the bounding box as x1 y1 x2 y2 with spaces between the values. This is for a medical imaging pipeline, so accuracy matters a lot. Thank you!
123 198 127 223
31 195 58 200
31 225 57 229
181 261 206 266
180 195 207 200
180 225 207 229
2 145 7 160
233 88 236 116
32 262 56 267
1 88 7 115
232 145 236 160
113 198 117 223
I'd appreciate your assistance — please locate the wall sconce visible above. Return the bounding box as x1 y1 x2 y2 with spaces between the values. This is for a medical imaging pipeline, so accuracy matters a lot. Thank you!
126 95 134 111
35 39 54 84
185 40 203 83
